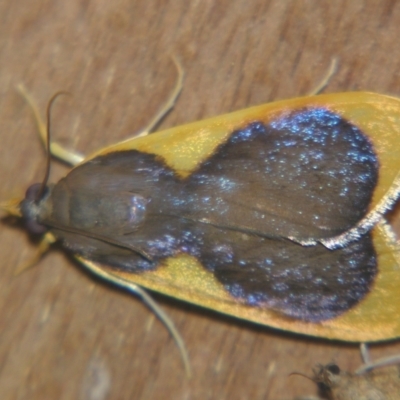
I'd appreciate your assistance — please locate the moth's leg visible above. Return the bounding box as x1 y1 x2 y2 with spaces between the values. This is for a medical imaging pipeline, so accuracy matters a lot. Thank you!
360 342 371 364
356 342 400 374
103 58 183 149
1 198 57 271
17 84 84 166
76 256 191 378
121 57 184 141
13 232 56 274
307 58 338 96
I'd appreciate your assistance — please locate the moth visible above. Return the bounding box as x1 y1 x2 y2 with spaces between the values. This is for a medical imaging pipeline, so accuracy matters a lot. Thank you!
294 347 400 400
3 65 400 374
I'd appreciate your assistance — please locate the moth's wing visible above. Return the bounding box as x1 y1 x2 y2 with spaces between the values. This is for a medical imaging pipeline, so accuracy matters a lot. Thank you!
78 222 400 342
86 91 400 241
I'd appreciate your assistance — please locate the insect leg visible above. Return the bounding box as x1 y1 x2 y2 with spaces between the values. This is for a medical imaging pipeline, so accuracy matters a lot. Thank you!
119 57 184 142
17 83 84 166
307 58 338 96
13 232 57 274
76 256 192 377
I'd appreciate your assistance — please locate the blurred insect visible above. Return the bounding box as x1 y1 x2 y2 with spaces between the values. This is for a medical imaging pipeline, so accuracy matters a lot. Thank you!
293 344 400 400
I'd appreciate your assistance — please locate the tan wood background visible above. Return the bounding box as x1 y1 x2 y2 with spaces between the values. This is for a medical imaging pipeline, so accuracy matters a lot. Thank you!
1 1 400 399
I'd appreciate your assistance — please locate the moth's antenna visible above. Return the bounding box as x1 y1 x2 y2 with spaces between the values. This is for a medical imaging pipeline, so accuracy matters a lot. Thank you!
35 91 70 202
289 371 316 383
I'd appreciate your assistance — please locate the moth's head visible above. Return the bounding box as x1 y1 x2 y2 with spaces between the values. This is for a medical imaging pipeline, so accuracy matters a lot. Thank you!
21 182 53 234
312 363 342 394
1 182 52 236
290 363 342 399
4 89 68 236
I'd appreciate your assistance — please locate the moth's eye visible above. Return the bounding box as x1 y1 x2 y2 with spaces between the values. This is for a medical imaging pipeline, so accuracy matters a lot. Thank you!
25 183 42 201
326 364 340 375
25 218 48 235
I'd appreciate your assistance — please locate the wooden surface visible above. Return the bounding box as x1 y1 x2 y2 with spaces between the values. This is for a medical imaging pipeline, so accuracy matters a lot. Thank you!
1 1 400 399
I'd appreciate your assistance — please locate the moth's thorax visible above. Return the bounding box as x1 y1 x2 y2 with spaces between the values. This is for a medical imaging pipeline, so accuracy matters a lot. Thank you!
49 175 150 231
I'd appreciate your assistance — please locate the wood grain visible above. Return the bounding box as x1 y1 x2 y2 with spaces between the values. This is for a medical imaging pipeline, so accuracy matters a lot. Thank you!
1 1 400 399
